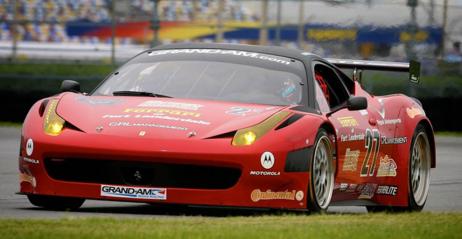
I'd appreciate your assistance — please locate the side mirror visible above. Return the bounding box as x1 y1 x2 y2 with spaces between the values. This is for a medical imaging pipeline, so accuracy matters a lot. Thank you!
60 80 80 93
347 96 367 111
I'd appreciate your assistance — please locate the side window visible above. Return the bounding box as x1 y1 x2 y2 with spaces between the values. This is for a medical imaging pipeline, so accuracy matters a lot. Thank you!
314 64 350 108
315 80 330 113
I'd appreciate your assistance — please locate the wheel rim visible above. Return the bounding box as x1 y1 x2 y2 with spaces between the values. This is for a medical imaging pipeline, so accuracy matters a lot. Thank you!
312 136 334 209
410 132 431 206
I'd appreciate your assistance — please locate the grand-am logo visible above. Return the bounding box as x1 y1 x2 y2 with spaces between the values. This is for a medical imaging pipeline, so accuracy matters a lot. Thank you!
138 100 202 111
100 185 167 200
149 49 291 65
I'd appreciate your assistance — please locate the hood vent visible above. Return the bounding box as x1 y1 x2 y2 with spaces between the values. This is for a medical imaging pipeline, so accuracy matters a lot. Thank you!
275 114 303 130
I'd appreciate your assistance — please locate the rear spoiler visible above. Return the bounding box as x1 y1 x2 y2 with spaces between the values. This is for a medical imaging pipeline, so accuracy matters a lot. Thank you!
326 58 420 84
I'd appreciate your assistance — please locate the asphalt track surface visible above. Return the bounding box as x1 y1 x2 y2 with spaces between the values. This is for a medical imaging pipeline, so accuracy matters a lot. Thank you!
1 127 461 218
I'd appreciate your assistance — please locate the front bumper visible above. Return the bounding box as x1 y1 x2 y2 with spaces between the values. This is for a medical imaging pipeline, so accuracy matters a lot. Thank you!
19 128 310 210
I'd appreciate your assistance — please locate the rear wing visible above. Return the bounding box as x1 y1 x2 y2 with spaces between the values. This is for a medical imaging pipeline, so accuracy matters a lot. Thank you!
326 58 420 84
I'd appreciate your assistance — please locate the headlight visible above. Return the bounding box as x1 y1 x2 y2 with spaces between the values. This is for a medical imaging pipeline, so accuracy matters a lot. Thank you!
232 111 290 146
43 99 65 136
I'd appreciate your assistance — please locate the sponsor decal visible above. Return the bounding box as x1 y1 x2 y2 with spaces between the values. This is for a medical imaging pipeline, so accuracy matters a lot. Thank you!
339 183 349 192
295 191 304 201
336 116 358 127
376 185 398 196
102 114 131 118
260 152 275 169
343 148 360 172
100 185 167 200
249 171 280 176
346 183 358 193
337 183 358 192
377 118 402 126
407 107 424 118
103 114 210 125
358 183 377 199
77 96 122 105
22 157 39 164
250 189 296 202
124 108 200 117
139 131 146 137
149 49 291 65
138 100 202 111
340 133 365 142
381 136 407 145
225 106 275 116
26 138 34 156
376 155 397 177
109 122 187 131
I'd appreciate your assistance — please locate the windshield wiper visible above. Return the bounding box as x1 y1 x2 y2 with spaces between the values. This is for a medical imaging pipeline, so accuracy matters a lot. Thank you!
113 91 172 98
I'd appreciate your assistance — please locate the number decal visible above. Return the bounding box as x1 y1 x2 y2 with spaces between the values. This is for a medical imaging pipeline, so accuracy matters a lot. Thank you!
360 129 380 177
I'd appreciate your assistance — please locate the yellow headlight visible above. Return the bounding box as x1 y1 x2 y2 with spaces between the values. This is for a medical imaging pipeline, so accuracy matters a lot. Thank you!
233 130 257 146
43 99 65 136
232 111 290 146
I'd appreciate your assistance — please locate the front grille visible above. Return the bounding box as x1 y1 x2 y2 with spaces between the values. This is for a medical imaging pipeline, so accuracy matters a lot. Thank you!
45 158 241 189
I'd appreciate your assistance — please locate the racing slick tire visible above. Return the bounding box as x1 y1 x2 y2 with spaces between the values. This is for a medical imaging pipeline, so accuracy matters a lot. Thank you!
367 124 431 212
27 195 85 211
307 129 334 213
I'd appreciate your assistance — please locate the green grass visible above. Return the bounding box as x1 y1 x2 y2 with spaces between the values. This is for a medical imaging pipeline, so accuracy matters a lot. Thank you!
0 213 460 239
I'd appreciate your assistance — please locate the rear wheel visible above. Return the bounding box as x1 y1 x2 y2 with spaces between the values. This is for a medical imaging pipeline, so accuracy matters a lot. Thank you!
408 125 431 211
307 129 334 213
367 124 431 213
27 195 85 211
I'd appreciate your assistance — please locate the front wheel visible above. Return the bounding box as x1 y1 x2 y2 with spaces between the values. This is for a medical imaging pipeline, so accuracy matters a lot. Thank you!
307 129 334 213
27 195 85 211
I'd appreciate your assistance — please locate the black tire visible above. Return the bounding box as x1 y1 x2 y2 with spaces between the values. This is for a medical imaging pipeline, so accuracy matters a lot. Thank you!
366 124 431 213
27 195 85 211
407 125 431 211
307 129 334 213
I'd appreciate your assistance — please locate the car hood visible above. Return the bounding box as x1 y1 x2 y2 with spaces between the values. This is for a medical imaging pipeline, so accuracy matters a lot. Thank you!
56 93 288 139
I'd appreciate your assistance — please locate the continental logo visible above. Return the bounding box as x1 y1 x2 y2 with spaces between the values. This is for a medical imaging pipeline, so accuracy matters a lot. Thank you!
251 189 300 202
337 116 359 127
124 108 201 117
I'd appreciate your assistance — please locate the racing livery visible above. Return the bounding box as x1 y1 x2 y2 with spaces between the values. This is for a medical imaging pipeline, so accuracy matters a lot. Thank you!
19 43 435 212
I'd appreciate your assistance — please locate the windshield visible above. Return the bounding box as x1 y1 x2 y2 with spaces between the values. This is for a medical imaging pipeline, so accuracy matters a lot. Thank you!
93 49 306 106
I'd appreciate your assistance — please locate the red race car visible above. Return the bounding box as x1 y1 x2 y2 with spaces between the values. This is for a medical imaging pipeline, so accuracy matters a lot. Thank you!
19 43 435 213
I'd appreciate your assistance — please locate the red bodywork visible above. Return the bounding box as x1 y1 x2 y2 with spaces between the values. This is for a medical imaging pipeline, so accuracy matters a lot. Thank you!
18 79 435 210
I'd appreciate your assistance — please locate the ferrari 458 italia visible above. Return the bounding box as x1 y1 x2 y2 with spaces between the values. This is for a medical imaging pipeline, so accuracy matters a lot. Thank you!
19 43 435 213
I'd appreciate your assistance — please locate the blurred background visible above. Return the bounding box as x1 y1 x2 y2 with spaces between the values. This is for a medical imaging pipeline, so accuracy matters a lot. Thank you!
0 0 461 131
